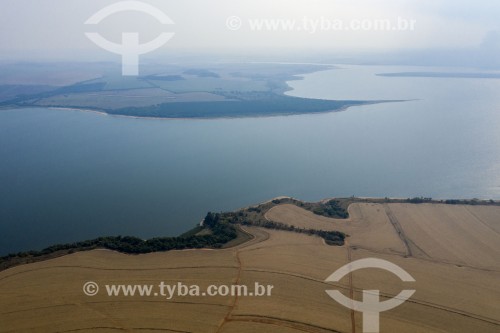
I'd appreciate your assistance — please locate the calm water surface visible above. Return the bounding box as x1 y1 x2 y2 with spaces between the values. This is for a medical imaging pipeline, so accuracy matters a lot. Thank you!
1 65 499 254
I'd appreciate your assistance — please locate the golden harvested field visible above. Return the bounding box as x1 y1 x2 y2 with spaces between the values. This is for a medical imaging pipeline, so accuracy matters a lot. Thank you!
1 202 499 332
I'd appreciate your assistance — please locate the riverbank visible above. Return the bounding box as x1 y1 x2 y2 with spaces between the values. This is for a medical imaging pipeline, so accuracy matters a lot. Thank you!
2 196 498 272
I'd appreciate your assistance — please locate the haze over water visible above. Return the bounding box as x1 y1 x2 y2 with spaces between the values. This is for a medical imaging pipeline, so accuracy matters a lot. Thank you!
1 65 500 254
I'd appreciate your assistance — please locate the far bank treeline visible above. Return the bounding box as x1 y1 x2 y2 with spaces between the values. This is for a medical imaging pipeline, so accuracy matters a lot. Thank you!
107 95 368 118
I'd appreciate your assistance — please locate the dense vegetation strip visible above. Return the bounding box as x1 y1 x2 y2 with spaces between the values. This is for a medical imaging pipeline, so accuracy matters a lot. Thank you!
2 196 497 271
0 199 348 271
107 96 368 118
205 210 346 246
0 217 237 271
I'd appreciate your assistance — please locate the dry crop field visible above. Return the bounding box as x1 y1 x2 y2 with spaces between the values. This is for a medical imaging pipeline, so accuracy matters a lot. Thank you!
1 202 499 332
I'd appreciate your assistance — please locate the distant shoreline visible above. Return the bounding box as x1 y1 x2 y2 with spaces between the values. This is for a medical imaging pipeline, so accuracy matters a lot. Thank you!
1 100 387 120
0 95 408 120
0 63 399 119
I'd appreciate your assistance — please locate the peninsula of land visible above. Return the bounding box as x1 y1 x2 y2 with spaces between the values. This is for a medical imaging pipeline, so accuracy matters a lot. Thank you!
0 63 390 118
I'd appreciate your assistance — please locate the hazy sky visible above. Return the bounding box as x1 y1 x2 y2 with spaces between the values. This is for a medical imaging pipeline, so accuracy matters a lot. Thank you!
1 0 499 62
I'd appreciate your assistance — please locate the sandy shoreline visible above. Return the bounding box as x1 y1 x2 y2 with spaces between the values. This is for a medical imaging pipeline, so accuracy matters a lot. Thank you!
21 104 372 121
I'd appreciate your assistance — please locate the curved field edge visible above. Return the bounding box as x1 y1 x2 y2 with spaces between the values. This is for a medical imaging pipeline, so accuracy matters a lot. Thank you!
1 196 499 272
1 203 499 333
